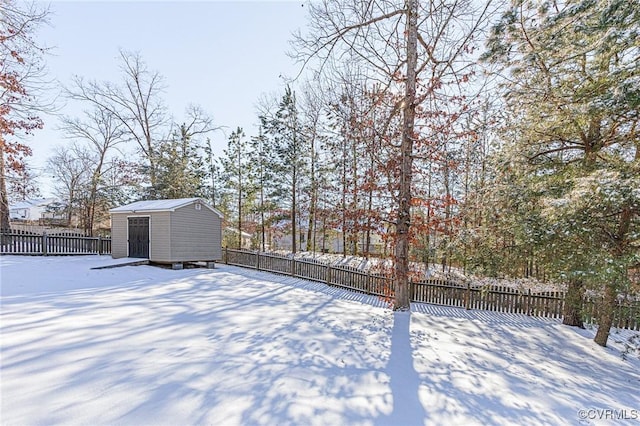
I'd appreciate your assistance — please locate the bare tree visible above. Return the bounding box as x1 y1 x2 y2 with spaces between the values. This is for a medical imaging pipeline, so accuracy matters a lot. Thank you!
6 163 40 203
59 106 127 235
293 0 494 310
47 144 93 227
66 50 168 197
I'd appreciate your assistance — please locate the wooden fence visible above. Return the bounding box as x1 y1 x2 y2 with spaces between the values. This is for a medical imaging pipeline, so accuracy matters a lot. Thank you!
1 229 111 255
223 248 639 330
225 249 390 297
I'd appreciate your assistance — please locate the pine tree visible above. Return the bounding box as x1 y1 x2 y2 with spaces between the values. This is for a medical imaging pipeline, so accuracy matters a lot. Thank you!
484 0 640 345
261 87 308 254
220 127 256 249
249 127 280 252
155 124 207 199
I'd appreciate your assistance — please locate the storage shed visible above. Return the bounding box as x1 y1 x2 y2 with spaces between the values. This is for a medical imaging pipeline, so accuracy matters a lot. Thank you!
109 198 223 266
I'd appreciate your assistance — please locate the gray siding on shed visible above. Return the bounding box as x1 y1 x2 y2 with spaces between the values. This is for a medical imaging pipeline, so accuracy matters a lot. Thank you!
150 212 172 262
169 204 222 261
111 214 129 259
110 198 222 262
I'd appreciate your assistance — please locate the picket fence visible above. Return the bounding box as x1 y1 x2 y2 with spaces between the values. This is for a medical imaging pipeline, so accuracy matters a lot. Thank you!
223 248 639 331
0 229 112 255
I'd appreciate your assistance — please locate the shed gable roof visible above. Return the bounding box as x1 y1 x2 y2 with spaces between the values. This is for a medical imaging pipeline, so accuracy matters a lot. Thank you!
110 198 223 217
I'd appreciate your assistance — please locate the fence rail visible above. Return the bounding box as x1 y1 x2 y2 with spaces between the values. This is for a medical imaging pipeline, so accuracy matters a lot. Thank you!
223 248 639 331
1 229 111 255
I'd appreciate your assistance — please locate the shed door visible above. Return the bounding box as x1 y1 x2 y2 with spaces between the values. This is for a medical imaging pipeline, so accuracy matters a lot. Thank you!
128 217 149 258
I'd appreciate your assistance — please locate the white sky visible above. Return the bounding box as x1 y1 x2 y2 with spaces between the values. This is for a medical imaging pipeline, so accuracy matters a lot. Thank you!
29 1 308 196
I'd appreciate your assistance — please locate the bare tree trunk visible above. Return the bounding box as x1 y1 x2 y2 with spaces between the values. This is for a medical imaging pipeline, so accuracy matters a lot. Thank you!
306 148 316 252
86 154 106 237
0 142 10 231
67 187 75 227
237 145 243 249
291 168 297 254
595 206 633 346
562 279 584 328
393 0 418 311
350 136 359 256
442 155 451 273
425 165 432 268
321 211 327 253
365 177 373 259
260 186 266 252
341 136 347 257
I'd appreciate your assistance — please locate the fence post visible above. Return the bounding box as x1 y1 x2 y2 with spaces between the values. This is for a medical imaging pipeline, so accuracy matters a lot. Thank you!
98 236 103 254
223 247 228 264
526 289 531 315
256 251 260 271
326 265 332 285
42 232 48 256
290 257 295 277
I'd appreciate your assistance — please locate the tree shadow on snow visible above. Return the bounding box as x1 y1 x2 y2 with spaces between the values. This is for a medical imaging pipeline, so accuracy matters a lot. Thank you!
375 311 428 426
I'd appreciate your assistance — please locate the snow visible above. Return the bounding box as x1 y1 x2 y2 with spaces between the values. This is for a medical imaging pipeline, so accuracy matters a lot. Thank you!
109 197 222 216
1 256 639 425
109 197 201 212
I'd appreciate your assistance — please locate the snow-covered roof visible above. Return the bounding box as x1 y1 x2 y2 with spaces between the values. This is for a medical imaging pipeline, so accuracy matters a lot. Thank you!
110 198 223 217
224 227 253 238
9 198 57 210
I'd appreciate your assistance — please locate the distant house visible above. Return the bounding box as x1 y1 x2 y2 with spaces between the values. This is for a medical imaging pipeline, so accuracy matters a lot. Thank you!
224 227 253 250
271 220 388 255
109 198 223 266
9 198 58 222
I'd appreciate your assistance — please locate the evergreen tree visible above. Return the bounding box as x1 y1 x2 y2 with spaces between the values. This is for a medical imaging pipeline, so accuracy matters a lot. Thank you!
484 0 640 345
220 127 256 249
249 127 279 251
203 138 225 209
154 123 207 199
261 86 308 253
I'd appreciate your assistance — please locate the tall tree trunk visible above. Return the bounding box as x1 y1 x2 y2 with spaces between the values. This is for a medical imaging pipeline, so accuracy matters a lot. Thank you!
87 154 106 237
441 156 451 273
595 205 633 345
341 138 347 257
306 141 316 252
393 0 418 311
291 168 297 254
321 212 327 253
365 176 373 259
350 136 358 256
594 282 617 347
238 147 243 249
425 166 432 268
67 188 75 227
562 278 584 328
148 146 158 198
0 142 11 231
260 184 266 252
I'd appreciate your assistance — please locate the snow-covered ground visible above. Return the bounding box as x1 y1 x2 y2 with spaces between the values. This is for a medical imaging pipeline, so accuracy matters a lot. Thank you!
1 256 638 425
